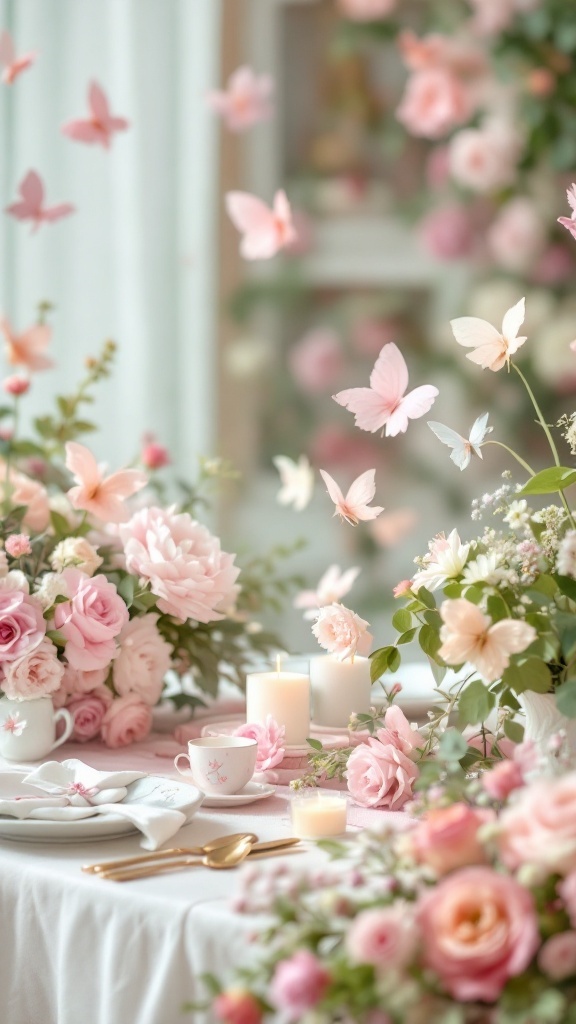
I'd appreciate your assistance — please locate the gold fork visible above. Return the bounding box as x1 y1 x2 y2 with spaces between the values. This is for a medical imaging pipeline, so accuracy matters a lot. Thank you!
82 831 260 875
102 843 304 882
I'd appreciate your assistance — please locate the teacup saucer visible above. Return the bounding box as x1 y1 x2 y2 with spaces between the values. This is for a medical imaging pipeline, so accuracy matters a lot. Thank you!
200 781 276 808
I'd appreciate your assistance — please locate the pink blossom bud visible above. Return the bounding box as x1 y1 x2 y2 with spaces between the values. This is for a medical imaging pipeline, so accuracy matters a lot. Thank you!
3 375 30 396
141 438 170 470
214 989 263 1024
393 579 412 598
5 534 32 558
390 682 403 696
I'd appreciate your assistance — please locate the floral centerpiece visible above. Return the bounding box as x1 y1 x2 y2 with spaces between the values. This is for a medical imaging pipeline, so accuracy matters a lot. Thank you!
202 756 576 1024
0 315 286 747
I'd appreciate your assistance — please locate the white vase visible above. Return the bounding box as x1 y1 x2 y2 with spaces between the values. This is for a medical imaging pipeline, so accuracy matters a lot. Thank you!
518 690 576 773
0 696 73 762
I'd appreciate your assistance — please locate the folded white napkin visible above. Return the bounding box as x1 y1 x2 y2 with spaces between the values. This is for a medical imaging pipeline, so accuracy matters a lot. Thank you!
0 759 204 850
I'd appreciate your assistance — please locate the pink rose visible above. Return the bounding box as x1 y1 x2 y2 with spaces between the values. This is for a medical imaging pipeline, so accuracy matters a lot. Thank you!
487 198 546 274
481 759 525 801
397 69 472 140
538 932 576 981
559 874 576 929
409 803 488 876
449 124 521 193
233 715 285 772
2 638 64 701
53 568 129 671
288 328 344 394
214 990 262 1024
5 534 32 558
418 867 539 1001
101 693 153 748
0 589 46 664
419 204 475 261
497 774 576 876
270 950 331 1021
112 613 172 706
311 603 372 660
66 686 113 742
346 905 417 971
376 705 424 759
346 737 418 809
52 665 110 708
120 506 240 623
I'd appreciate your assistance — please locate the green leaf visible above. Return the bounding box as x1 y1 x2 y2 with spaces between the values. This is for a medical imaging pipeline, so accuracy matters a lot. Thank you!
427 656 446 685
50 510 72 540
486 594 509 622
438 728 468 762
458 679 495 727
307 738 324 751
504 718 525 743
388 647 401 672
392 608 412 633
418 623 442 659
519 466 576 495
423 609 442 629
462 585 483 605
71 420 96 435
531 573 560 598
396 627 417 645
46 629 67 648
556 680 576 718
442 582 462 599
117 575 136 607
501 658 552 694
34 415 57 440
416 586 436 609
555 574 576 604
369 646 395 682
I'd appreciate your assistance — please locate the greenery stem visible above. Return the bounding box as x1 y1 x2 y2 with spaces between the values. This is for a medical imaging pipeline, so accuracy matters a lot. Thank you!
484 440 536 477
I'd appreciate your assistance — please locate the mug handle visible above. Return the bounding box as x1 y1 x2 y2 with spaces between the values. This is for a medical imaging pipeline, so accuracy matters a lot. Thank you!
173 752 192 777
51 708 74 750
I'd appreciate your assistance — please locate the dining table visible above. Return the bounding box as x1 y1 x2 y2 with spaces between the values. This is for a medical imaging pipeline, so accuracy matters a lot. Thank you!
0 715 405 1024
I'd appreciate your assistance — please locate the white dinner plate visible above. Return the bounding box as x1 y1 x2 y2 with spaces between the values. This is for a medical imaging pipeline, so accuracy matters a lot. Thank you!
200 781 276 808
0 771 204 844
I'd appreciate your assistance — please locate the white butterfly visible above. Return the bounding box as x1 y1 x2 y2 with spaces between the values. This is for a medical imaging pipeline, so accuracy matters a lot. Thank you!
319 468 384 526
427 413 492 471
273 455 314 511
450 297 527 372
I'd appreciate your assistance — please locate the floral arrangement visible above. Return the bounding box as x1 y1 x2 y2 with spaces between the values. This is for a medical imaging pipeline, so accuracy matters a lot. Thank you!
204 756 576 1024
0 318 286 747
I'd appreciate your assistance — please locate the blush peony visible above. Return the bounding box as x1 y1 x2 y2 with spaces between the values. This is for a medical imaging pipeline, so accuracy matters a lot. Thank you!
100 693 153 748
112 613 172 705
418 866 539 1001
53 568 129 671
346 737 418 809
2 637 65 700
312 602 372 660
397 69 472 140
346 904 417 971
120 506 240 623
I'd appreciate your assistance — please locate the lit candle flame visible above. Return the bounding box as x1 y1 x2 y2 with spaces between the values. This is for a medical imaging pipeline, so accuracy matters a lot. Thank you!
276 653 282 675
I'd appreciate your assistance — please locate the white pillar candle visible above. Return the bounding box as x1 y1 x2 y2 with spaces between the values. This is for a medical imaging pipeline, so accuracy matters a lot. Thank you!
310 654 371 729
291 791 348 839
246 669 310 746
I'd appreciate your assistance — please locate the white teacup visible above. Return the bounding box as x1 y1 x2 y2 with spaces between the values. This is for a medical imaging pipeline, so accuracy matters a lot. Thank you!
174 736 258 796
0 697 74 762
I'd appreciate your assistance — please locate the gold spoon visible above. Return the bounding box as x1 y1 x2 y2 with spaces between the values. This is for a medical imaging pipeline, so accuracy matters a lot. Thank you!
103 834 257 882
83 832 259 875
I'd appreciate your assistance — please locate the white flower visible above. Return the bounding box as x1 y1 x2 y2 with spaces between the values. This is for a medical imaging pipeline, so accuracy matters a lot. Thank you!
503 499 530 530
412 529 470 592
0 570 30 594
461 552 504 586
34 572 70 610
294 564 361 620
50 537 103 577
557 530 576 578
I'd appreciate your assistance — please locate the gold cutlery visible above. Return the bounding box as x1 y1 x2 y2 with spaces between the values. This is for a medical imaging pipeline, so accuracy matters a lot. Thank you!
102 840 304 882
82 831 259 875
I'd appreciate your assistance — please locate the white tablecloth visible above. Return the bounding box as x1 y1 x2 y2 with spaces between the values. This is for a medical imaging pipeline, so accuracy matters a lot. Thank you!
0 734 400 1024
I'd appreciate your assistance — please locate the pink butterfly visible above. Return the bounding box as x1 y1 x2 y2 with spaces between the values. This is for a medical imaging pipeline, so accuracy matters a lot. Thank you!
558 184 576 241
0 30 36 85
450 297 526 372
65 441 147 523
206 65 273 132
320 468 384 526
5 171 75 231
225 189 297 260
61 81 129 149
333 342 439 436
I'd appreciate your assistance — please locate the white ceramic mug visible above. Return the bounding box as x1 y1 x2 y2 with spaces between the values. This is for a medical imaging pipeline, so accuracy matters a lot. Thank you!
0 697 74 762
174 736 258 796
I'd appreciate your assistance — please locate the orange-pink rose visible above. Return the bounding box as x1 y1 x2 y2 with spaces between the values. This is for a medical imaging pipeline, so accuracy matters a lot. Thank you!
418 866 539 1001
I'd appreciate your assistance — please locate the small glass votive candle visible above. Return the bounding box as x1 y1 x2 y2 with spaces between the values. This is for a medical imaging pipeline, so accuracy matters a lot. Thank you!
290 790 348 839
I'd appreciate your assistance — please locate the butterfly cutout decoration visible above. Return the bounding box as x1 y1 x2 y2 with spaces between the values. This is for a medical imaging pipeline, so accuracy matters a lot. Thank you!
226 189 297 260
5 171 75 231
333 342 438 436
273 455 314 511
61 82 129 149
450 297 526 372
320 468 384 526
206 65 273 132
0 30 36 85
427 412 492 471
558 184 576 241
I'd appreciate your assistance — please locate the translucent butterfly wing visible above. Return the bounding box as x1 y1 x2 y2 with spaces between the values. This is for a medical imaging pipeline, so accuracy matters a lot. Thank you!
89 81 110 122
501 297 526 357
450 315 505 369
369 343 409 402
427 420 470 470
567 185 576 214
468 412 491 456
344 469 384 521
226 191 279 260
332 386 389 433
389 384 439 436
319 468 345 509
